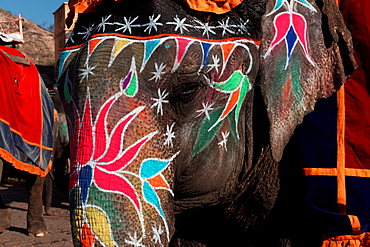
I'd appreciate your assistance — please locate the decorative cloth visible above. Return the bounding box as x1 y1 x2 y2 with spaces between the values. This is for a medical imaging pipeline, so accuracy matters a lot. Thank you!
182 0 243 14
0 46 54 177
294 0 370 245
66 0 243 27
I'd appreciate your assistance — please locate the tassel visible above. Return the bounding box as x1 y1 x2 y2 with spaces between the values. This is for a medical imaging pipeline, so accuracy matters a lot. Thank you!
322 232 370 247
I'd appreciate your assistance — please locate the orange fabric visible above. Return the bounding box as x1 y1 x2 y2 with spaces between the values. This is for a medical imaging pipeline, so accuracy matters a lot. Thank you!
322 232 370 247
348 215 362 235
337 86 346 212
303 168 370 178
54 109 58 122
67 0 121 27
68 0 121 14
68 0 243 14
183 0 243 14
0 148 51 177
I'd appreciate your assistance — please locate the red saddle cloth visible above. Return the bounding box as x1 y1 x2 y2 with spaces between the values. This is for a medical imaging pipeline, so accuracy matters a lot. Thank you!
0 46 54 176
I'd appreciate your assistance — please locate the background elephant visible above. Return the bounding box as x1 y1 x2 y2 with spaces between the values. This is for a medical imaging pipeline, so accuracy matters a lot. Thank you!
57 0 355 246
0 44 54 236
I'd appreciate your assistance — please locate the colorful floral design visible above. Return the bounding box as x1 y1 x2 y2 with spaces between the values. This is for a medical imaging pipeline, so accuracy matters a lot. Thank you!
60 34 258 246
68 83 176 245
192 70 251 156
265 0 316 68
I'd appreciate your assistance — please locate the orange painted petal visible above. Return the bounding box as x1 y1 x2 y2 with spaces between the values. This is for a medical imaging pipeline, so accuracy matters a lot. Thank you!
81 223 94 247
89 39 103 55
148 174 169 189
220 43 235 64
220 87 240 119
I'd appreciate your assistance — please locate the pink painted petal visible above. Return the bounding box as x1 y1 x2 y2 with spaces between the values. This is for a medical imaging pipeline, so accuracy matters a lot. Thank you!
270 12 291 49
94 167 140 209
97 108 142 163
99 133 154 171
92 97 116 160
77 95 93 165
292 13 310 57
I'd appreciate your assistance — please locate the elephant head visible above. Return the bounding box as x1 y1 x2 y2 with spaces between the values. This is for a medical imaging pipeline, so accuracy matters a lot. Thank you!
57 0 355 245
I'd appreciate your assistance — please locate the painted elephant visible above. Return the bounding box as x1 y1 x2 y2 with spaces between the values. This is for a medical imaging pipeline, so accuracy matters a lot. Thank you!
57 0 355 246
0 45 54 236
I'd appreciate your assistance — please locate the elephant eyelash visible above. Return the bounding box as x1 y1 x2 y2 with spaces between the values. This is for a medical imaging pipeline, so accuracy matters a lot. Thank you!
173 82 203 103
172 72 209 101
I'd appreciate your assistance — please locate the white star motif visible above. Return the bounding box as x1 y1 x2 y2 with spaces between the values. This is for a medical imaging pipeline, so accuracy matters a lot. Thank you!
207 55 221 73
125 232 145 247
96 15 113 32
151 88 169 115
163 123 176 147
115 16 140 34
166 16 191 34
218 131 230 151
232 19 250 35
152 224 164 246
194 20 216 38
149 62 166 82
67 29 75 44
218 17 235 36
78 62 97 83
195 101 215 120
78 24 95 39
142 14 163 34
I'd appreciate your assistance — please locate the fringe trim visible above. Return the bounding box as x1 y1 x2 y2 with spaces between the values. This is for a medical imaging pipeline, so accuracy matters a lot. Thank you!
0 148 51 177
323 232 370 247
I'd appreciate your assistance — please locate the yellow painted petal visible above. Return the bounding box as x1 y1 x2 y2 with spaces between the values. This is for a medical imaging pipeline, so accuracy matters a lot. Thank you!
72 208 84 244
113 39 130 58
85 206 116 247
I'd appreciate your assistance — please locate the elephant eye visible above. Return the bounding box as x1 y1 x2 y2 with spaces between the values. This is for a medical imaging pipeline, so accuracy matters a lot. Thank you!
175 82 201 103
170 72 209 118
172 73 208 104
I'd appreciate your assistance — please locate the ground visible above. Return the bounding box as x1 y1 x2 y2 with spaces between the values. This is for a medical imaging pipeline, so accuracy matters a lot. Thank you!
0 181 72 247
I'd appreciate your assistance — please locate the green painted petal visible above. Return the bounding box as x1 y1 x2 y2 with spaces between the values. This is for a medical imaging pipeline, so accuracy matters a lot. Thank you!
125 72 138 96
85 206 115 247
234 76 251 138
235 76 251 123
64 81 71 103
192 108 223 156
211 70 243 92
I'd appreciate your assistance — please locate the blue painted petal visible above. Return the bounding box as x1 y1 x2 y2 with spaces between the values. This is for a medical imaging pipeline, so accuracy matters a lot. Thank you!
78 165 93 204
201 42 212 66
145 39 162 62
143 181 165 218
58 51 72 79
273 0 285 11
140 158 171 179
286 26 297 60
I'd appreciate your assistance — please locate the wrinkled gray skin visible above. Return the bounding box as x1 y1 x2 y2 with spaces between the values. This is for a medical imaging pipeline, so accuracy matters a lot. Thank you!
58 0 355 246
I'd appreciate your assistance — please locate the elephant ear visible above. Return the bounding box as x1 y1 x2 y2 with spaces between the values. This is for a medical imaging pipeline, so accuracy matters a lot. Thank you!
260 0 357 161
